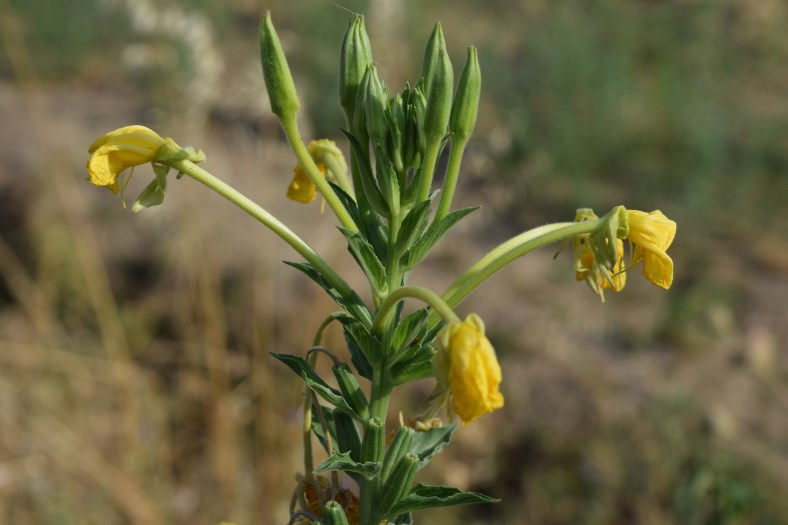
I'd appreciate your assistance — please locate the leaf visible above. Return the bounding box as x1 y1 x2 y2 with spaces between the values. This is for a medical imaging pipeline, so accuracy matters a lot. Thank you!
329 181 388 260
391 345 435 385
311 404 337 454
391 308 429 355
314 451 381 480
284 261 373 327
390 484 498 515
410 423 457 467
339 227 388 296
270 353 358 417
402 206 479 269
395 199 434 257
333 314 377 378
341 129 389 217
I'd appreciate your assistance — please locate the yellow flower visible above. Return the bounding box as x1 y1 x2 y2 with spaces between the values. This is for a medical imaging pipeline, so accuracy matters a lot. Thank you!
433 314 504 424
286 139 344 203
87 125 166 194
626 209 676 289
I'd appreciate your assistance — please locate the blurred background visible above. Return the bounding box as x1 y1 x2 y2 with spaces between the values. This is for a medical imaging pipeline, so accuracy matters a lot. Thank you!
1 0 788 523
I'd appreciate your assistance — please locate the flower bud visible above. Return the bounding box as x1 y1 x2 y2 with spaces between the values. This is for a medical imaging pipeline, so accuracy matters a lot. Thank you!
332 363 368 419
340 15 373 123
420 23 446 96
380 425 415 485
423 39 453 148
361 417 384 464
378 453 419 515
364 65 389 147
321 501 350 525
260 11 300 120
449 46 481 142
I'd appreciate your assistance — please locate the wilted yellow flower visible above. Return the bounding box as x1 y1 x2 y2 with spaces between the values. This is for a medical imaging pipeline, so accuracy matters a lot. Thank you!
433 314 504 424
87 125 166 194
574 236 626 299
626 209 676 289
287 163 323 203
286 139 344 203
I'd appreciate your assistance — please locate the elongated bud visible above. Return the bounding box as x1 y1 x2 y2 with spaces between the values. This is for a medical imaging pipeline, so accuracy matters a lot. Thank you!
364 65 389 146
332 364 369 419
420 23 446 95
423 41 453 146
333 410 362 462
260 11 300 120
361 417 384 464
321 501 350 525
340 15 373 123
352 66 373 147
449 46 481 142
380 426 415 484
378 453 419 515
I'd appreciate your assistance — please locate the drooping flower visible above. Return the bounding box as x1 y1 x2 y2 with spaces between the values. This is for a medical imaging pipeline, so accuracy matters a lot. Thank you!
432 314 504 424
574 236 627 300
87 125 166 194
626 209 676 289
286 139 344 203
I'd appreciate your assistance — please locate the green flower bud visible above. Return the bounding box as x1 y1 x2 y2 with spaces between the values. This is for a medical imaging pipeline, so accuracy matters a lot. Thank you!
340 15 373 123
364 65 389 147
423 40 453 147
333 410 362 462
380 426 415 485
260 11 300 120
332 364 368 419
449 46 481 142
361 417 384 465
386 93 406 173
420 23 446 96
321 501 350 525
352 67 372 152
378 453 419 515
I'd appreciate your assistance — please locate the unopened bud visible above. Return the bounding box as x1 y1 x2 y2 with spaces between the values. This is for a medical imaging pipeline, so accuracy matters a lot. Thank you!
364 65 389 146
321 501 350 525
340 15 373 123
423 41 453 146
449 46 481 142
378 453 419 514
420 23 446 96
260 11 300 120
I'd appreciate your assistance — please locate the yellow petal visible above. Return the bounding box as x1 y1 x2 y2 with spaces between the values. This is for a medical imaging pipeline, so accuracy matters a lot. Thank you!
87 126 165 191
287 165 317 203
441 314 504 424
627 210 676 289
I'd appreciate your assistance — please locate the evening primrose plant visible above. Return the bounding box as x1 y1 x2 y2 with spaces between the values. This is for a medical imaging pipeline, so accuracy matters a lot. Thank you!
86 12 676 525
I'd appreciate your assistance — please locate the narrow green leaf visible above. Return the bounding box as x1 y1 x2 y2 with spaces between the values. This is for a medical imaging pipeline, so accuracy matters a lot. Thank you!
339 227 388 295
333 410 362 463
329 181 388 260
390 484 498 515
402 206 479 269
314 451 381 480
391 308 429 355
395 199 433 256
284 261 373 327
333 313 377 377
311 404 337 454
270 353 358 417
391 345 435 386
341 128 389 217
410 423 457 467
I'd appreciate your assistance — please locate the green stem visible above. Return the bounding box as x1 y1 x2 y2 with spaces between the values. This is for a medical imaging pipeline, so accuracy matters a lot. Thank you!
373 285 460 334
322 154 354 198
431 220 603 325
280 114 359 232
435 136 468 221
416 140 441 203
360 365 392 523
172 159 353 299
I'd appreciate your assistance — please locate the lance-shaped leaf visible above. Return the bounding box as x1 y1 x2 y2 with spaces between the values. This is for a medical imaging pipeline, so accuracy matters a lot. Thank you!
284 261 372 327
270 353 358 417
314 451 381 480
390 484 498 515
391 345 435 386
395 199 433 257
339 227 388 296
410 423 457 467
391 308 429 355
311 403 337 454
402 206 479 269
